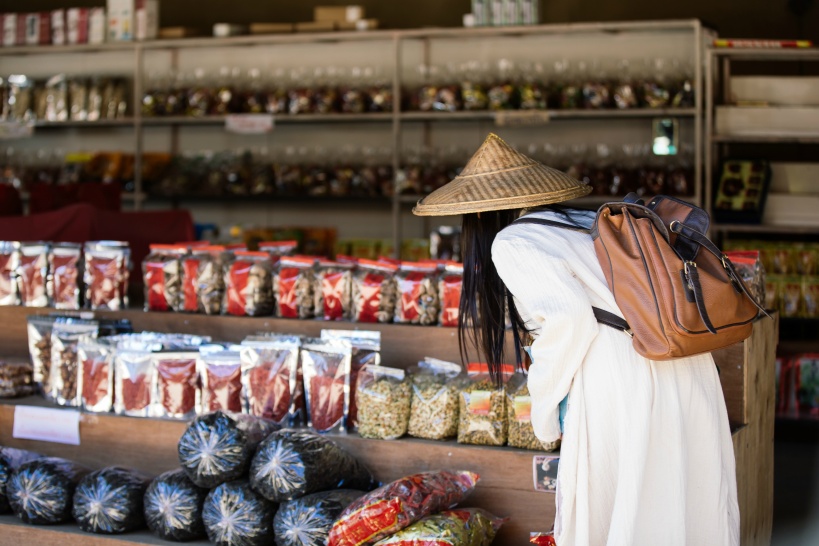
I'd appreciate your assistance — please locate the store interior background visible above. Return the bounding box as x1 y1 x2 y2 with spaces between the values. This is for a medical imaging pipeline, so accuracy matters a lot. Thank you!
1 1 818 545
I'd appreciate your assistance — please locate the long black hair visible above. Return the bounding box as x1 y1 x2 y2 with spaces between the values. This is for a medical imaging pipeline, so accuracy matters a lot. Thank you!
458 210 529 385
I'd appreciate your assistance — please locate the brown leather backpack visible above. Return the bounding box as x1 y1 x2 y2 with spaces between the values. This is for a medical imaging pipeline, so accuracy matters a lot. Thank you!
516 195 769 360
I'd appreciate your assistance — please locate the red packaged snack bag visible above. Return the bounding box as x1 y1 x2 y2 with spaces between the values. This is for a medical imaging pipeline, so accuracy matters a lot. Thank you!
114 350 154 417
327 470 480 546
258 240 298 257
143 244 184 312
301 339 352 433
17 242 49 307
83 241 130 311
530 532 557 546
0 241 18 306
200 349 243 414
50 317 99 407
314 259 354 321
240 337 300 426
352 259 397 323
320 330 381 429
49 243 82 310
438 262 463 328
275 256 316 319
394 261 439 325
179 245 226 314
224 251 274 317
153 352 200 419
77 338 115 412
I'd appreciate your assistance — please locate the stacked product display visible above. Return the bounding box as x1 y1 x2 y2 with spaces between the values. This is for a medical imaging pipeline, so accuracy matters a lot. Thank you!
143 244 463 326
777 353 819 418
0 415 504 545
0 240 130 310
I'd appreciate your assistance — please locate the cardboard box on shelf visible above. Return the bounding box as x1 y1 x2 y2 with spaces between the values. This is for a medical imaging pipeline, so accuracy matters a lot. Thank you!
89 7 106 44
136 0 159 40
249 22 294 35
157 26 200 39
51 9 65 45
295 21 335 33
314 5 364 23
66 8 89 44
107 0 133 41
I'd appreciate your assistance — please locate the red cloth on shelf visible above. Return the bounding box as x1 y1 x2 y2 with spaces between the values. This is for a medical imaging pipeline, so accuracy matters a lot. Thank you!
28 183 122 214
0 186 23 216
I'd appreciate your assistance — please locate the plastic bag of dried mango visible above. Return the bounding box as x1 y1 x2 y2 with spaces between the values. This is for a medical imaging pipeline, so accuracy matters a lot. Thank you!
373 508 506 546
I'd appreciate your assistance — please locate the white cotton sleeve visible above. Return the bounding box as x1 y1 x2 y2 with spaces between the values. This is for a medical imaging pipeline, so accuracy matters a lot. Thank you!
492 236 599 443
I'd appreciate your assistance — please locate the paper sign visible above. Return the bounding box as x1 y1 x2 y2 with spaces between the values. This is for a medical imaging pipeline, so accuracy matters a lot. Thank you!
225 114 274 134
13 405 81 445
0 120 34 139
532 454 559 492
495 111 550 127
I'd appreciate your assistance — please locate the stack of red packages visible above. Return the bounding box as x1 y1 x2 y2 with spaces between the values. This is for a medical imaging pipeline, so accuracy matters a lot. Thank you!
351 259 397 323
394 261 439 325
314 259 354 321
275 256 316 319
224 251 275 316
179 245 227 315
143 244 185 312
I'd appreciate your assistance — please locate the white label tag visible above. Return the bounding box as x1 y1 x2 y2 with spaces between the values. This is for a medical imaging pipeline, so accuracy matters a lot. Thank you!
0 120 34 139
532 454 559 492
495 111 551 127
225 114 274 134
13 406 81 445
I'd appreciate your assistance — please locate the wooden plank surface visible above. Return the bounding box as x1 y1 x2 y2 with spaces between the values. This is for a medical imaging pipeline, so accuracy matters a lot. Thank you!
713 339 748 426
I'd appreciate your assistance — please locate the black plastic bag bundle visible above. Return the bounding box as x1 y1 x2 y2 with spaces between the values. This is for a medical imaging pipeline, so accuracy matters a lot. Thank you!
203 480 277 546
0 447 41 513
72 466 148 534
274 489 364 546
144 469 208 542
249 429 376 503
6 456 89 524
178 411 279 488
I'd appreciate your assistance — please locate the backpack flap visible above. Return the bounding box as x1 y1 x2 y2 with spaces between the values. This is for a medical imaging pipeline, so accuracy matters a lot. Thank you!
644 195 710 262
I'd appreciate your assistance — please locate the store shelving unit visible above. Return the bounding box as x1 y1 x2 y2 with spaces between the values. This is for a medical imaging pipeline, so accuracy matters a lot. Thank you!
0 19 709 249
0 304 777 545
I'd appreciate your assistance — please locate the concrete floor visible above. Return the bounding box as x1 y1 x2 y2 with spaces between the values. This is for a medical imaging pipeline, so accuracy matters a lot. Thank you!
771 426 819 546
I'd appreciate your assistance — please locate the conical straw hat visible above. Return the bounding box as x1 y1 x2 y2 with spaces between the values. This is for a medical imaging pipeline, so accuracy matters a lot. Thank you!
412 133 591 216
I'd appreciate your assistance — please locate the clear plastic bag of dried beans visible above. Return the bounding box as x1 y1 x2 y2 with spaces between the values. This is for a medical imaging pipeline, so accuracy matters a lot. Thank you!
356 365 411 440
457 363 512 447
351 259 397 323
506 372 560 452
408 358 464 441
274 256 316 319
394 262 440 325
224 251 275 317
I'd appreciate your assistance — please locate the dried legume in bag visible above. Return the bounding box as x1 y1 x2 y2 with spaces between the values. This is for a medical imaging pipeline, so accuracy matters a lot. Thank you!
356 365 411 440
407 358 463 441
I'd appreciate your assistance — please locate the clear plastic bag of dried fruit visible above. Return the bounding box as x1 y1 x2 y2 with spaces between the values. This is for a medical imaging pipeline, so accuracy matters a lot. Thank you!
301 339 352 433
314 259 354 321
27 315 57 397
152 352 201 419
114 350 155 417
356 365 411 440
49 242 82 310
274 256 316 319
50 318 100 407
16 242 50 307
200 349 243 415
328 470 480 546
224 251 275 317
83 241 131 311
457 363 513 447
240 336 300 426
352 259 398 323
408 358 464 441
506 372 560 452
394 261 440 325
143 244 185 312
438 262 463 327
258 240 298 258
179 245 227 314
320 330 381 429
0 241 19 306
77 337 116 412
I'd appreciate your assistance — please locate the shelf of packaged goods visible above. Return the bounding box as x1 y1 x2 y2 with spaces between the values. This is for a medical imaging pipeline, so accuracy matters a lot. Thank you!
140 113 394 126
710 47 819 62
713 223 819 235
19 192 145 204
401 108 696 123
712 134 819 144
0 42 137 56
144 194 400 206
32 118 136 129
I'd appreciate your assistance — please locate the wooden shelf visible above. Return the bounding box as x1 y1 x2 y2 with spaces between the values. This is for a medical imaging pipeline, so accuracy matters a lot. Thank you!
33 119 136 129
712 134 819 144
401 108 696 123
141 113 394 126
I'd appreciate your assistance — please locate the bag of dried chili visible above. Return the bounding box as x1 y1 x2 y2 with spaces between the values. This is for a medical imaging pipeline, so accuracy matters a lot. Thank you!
301 339 352 433
351 259 397 323
274 256 316 319
49 243 82 310
240 337 300 426
50 317 100 407
327 470 480 546
143 244 185 312
0 241 19 306
394 261 440 325
114 350 155 417
77 337 115 412
438 262 463 328
178 411 279 489
200 349 243 415
83 241 130 311
274 489 365 546
314 259 354 321
144 469 208 541
153 352 201 419
249 429 375 503
17 242 50 308
0 447 41 514
320 329 380 429
224 251 275 317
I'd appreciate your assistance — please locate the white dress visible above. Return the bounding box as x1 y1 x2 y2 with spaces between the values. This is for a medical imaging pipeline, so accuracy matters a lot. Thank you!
491 209 740 546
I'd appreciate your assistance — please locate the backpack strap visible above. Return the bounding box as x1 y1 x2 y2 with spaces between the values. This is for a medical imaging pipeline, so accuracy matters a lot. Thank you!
511 216 632 336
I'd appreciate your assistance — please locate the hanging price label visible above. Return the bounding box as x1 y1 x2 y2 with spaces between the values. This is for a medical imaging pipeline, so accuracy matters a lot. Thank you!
13 405 81 445
0 120 34 139
225 114 275 134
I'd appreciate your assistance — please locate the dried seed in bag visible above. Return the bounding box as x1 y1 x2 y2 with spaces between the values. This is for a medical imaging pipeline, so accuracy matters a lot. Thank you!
356 365 411 440
408 358 463 441
507 372 560 451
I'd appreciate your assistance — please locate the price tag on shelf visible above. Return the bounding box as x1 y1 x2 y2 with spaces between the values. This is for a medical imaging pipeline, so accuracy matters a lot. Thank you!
495 111 551 127
532 454 559 493
225 114 275 134
13 405 81 446
0 120 34 139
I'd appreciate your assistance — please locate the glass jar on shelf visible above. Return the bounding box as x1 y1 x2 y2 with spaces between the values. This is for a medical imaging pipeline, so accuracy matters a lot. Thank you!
581 60 611 110
517 61 547 111
460 61 488 111
264 68 287 115
640 58 671 109
186 68 212 117
339 66 366 114
366 66 393 113
487 58 518 111
287 67 315 115
555 59 581 110
612 59 639 110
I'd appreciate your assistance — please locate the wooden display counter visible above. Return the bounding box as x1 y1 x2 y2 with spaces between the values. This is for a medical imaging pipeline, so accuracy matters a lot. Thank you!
0 307 777 546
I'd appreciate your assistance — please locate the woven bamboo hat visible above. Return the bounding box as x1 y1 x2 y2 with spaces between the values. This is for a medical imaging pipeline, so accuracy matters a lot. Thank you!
412 133 591 216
